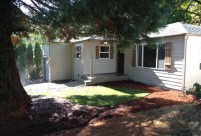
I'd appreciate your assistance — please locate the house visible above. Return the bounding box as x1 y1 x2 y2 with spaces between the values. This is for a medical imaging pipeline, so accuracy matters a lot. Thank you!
42 22 201 90
124 22 201 90
42 36 128 85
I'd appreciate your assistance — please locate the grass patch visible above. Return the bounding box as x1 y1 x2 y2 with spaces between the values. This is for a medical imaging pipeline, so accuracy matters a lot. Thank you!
28 86 148 106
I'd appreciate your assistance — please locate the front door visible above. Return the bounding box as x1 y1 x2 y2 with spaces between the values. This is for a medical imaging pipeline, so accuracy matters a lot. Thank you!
117 51 124 73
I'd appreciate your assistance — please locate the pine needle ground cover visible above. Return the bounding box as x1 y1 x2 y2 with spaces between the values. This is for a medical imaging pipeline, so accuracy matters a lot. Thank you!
29 86 149 106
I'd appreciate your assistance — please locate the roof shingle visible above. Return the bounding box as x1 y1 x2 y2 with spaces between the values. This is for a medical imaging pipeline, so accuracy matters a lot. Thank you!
149 22 201 38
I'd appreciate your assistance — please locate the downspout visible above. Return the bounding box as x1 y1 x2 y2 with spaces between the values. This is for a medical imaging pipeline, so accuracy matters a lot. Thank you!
71 43 74 79
182 35 189 92
90 41 93 77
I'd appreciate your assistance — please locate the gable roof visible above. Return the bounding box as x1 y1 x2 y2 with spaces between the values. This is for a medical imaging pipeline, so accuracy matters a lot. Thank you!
149 22 201 38
71 22 201 42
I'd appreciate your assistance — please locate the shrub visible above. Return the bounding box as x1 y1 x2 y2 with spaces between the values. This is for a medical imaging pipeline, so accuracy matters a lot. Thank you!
34 42 42 78
26 43 34 78
26 43 33 67
14 40 27 71
188 83 201 100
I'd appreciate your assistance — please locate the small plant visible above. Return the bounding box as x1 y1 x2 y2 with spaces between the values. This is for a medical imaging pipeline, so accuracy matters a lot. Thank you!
188 83 201 100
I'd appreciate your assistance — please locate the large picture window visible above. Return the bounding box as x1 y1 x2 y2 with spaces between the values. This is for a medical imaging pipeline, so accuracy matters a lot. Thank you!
137 44 165 69
100 46 110 58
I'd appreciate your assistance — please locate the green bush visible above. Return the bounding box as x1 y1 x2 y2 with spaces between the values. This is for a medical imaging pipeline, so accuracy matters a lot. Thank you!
34 42 42 78
193 83 201 100
188 83 201 100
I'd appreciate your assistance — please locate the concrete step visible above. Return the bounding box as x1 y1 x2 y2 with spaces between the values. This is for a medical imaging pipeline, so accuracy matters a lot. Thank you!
84 74 128 85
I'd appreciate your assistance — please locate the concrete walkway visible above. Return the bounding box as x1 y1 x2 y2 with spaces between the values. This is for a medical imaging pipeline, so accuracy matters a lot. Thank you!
24 80 85 93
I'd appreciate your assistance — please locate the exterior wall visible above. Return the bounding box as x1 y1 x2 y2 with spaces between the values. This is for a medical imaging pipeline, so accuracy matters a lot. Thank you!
185 35 201 89
48 43 72 81
82 40 117 75
124 35 185 90
73 40 117 79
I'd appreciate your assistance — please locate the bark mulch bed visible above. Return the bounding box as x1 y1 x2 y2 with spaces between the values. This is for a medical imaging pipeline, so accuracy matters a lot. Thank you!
0 81 194 136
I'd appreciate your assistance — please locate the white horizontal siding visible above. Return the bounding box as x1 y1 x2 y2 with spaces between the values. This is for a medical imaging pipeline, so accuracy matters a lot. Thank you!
185 36 201 89
124 35 185 90
83 40 117 75
49 43 72 81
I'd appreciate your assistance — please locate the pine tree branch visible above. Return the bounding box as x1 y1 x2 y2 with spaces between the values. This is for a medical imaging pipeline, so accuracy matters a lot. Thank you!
30 0 56 23
18 0 39 14
179 9 201 17
186 0 193 11
13 1 49 25
193 0 201 5
34 0 58 10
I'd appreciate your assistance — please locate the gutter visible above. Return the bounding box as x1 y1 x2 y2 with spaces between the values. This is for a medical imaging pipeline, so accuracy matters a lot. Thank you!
182 35 189 92
71 43 75 80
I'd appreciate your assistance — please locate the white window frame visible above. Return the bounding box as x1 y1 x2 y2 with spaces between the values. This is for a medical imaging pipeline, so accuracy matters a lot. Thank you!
136 43 165 69
75 44 82 59
99 45 110 59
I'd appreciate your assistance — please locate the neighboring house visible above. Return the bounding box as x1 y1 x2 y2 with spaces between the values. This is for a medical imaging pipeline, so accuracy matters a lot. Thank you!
42 22 201 90
124 22 201 90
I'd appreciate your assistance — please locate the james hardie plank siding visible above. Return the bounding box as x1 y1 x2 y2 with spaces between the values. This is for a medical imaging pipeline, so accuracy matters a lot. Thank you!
73 40 117 78
49 43 72 81
185 36 201 89
124 35 185 90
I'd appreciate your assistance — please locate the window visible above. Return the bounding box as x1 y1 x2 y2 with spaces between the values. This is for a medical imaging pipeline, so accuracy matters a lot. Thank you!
75 46 81 58
158 44 165 68
100 46 110 58
137 45 142 66
144 46 156 68
137 43 166 69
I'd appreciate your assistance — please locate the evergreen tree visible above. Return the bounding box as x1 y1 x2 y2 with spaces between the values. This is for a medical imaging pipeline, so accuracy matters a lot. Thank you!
26 43 34 68
34 42 42 78
18 43 27 71
0 0 30 118
26 42 34 78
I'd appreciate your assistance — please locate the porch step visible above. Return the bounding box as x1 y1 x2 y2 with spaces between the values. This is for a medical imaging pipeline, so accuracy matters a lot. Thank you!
84 74 128 85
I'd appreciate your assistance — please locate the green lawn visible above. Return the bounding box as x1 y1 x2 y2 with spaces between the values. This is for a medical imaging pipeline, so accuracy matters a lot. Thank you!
28 86 149 106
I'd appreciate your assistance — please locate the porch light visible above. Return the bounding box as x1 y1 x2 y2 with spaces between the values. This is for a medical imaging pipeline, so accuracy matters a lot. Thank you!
103 41 108 44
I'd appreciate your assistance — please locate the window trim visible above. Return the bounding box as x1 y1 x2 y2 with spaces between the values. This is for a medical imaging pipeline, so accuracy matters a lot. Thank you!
136 43 166 70
99 45 110 59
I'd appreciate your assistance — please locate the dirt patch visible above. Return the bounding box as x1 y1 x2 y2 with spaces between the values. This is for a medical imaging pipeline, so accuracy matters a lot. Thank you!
0 96 105 136
54 104 201 136
0 81 194 136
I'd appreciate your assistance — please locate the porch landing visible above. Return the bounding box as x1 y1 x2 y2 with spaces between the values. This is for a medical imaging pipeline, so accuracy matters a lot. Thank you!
81 73 128 85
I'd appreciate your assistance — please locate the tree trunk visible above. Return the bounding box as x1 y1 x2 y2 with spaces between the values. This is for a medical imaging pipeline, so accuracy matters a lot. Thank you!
0 0 31 119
